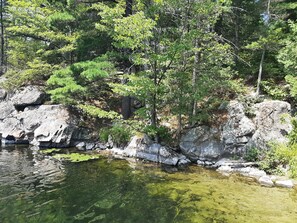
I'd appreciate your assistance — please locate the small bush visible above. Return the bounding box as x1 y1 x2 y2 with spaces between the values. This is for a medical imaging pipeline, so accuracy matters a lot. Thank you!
289 156 297 178
99 124 132 146
143 125 171 143
99 127 110 143
244 147 260 162
259 143 297 178
289 118 297 145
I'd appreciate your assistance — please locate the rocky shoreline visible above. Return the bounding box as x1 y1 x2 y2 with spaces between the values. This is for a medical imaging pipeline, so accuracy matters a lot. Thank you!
0 85 296 189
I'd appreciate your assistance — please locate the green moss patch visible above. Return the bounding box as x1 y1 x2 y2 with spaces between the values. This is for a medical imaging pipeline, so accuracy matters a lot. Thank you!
39 148 62 155
53 153 100 163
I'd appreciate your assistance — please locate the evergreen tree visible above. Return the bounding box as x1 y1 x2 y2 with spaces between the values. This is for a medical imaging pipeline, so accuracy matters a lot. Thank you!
0 0 6 75
96 0 236 139
4 0 110 88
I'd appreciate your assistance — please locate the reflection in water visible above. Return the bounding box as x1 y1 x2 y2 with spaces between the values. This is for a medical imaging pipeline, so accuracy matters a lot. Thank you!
0 145 297 223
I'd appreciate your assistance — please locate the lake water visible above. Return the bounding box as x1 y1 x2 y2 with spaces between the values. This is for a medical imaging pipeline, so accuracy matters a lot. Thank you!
1 145 297 223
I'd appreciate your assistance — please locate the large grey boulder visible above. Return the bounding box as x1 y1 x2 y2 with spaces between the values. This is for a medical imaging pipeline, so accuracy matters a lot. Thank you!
248 100 292 149
0 105 81 147
222 101 256 156
122 135 190 166
179 126 223 161
179 100 292 162
11 86 46 110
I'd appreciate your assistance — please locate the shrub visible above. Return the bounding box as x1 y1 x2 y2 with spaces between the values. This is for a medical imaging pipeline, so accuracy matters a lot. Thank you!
143 125 171 143
99 127 110 143
99 124 132 146
259 143 297 178
244 147 260 162
288 117 297 145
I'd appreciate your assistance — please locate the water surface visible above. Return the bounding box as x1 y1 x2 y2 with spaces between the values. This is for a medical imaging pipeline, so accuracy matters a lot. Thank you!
1 145 297 223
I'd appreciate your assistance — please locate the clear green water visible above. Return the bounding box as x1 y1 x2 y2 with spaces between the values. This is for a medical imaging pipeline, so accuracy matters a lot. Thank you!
1 145 297 223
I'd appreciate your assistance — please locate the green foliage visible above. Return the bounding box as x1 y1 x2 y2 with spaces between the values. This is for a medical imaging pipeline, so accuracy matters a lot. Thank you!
99 128 110 143
113 12 156 50
259 146 287 176
244 147 261 162
259 142 297 178
4 0 297 152
285 75 297 99
79 105 120 119
47 55 118 119
288 117 297 145
259 116 297 178
99 123 132 146
4 0 110 87
143 125 171 142
261 80 289 100
278 21 297 76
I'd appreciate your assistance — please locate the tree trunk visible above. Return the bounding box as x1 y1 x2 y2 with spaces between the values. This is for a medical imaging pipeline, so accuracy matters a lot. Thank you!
151 59 158 129
125 0 133 16
256 0 270 96
256 48 265 96
191 38 199 126
121 0 133 119
234 12 239 66
0 0 5 75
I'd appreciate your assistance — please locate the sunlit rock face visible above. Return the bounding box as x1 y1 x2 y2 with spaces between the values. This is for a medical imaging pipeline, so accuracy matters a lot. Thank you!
248 100 292 149
180 100 292 162
115 134 190 166
0 86 87 147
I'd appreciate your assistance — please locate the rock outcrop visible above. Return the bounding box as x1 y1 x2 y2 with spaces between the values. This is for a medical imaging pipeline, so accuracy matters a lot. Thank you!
111 135 190 166
0 105 82 147
179 126 223 162
11 86 46 111
222 101 256 155
0 83 294 168
0 86 86 147
249 101 292 149
180 100 292 162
